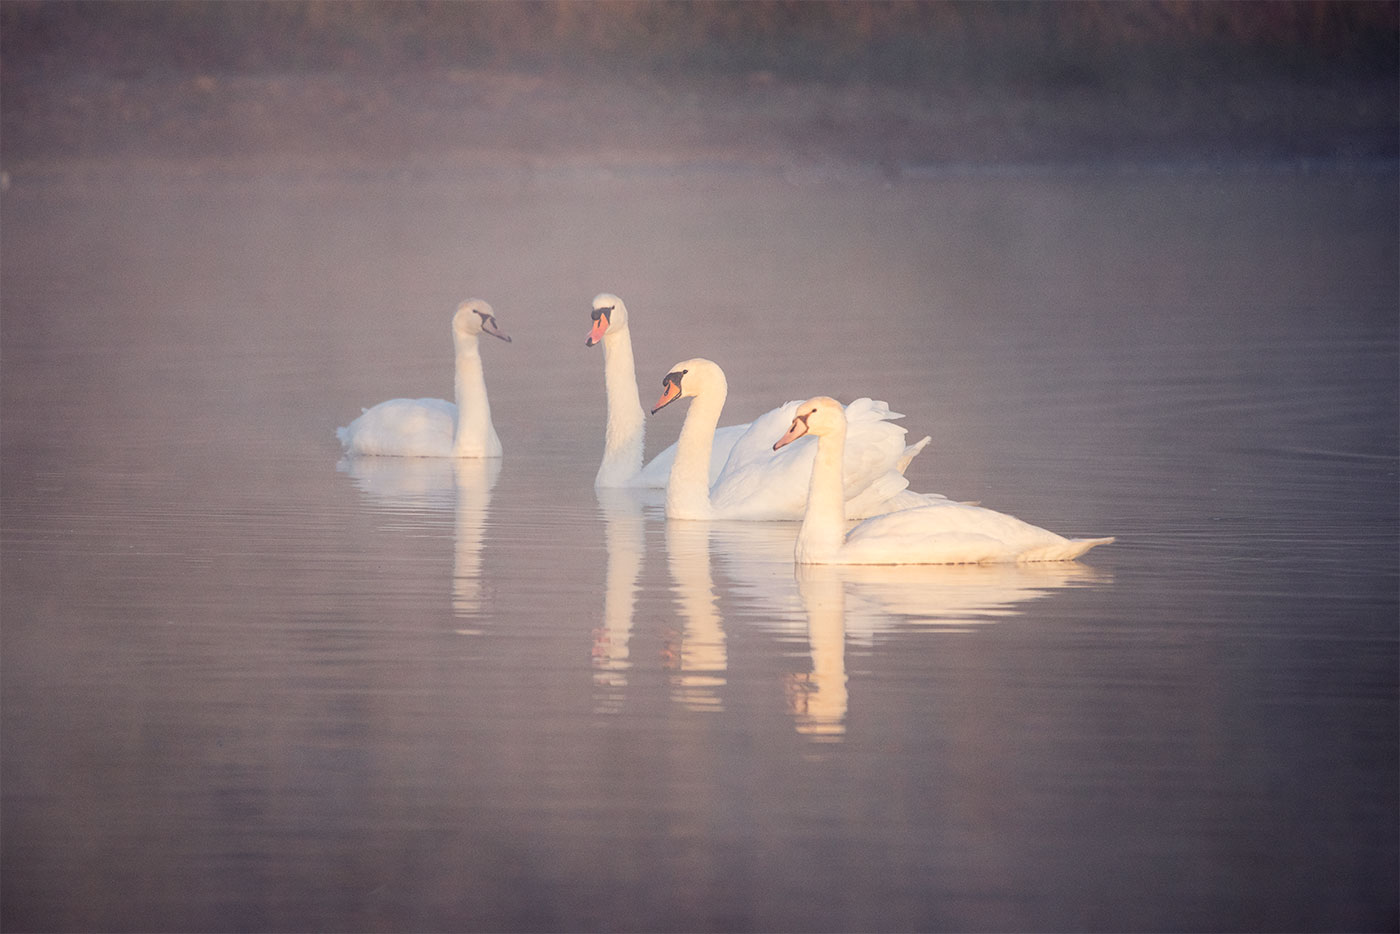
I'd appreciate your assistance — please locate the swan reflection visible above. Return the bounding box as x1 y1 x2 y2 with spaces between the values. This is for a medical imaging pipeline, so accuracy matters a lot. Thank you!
448 458 501 621
834 561 1107 634
787 562 1109 741
706 520 806 612
602 477 1115 736
338 455 458 511
337 455 500 622
665 520 727 713
594 492 729 714
592 488 648 713
790 567 849 739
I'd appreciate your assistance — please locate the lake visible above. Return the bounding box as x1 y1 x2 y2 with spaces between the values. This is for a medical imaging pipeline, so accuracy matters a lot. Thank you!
2 158 1396 931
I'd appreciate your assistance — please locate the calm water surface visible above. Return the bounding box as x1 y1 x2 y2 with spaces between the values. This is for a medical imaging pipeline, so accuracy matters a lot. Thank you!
2 163 1396 931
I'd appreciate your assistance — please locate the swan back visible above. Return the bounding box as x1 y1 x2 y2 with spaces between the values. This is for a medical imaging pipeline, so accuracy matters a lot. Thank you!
338 397 458 457
838 501 1114 564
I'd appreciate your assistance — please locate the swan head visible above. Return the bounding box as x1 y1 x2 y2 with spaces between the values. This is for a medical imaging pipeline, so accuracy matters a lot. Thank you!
774 396 845 450
651 358 726 414
454 299 512 343
586 293 628 347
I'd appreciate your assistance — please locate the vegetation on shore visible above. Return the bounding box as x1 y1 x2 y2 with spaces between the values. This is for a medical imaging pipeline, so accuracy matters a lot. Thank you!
5 0 1395 86
3 2 1395 169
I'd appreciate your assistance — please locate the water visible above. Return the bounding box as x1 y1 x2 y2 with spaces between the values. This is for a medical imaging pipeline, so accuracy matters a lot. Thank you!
3 162 1396 931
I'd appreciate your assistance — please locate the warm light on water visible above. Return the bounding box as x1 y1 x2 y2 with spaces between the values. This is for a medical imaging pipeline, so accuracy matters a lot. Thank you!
3 164 1396 930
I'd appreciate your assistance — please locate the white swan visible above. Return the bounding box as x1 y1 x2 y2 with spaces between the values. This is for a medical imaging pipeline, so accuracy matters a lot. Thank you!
651 358 937 521
586 293 748 488
337 299 510 458
774 396 1115 564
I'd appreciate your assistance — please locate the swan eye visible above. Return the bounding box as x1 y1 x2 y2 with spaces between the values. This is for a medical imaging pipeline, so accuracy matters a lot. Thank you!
662 370 685 392
591 306 613 323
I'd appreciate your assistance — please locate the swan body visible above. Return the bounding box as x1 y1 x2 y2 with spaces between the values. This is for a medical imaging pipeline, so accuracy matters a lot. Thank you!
774 396 1114 564
338 299 510 458
587 293 747 488
651 359 939 521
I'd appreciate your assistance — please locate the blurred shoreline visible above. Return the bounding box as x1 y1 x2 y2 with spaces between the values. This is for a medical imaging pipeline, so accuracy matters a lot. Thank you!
2 1 1396 178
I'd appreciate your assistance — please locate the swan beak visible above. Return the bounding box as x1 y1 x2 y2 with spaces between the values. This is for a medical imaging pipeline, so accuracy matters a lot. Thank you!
651 373 684 414
481 316 512 342
585 310 610 346
773 414 810 450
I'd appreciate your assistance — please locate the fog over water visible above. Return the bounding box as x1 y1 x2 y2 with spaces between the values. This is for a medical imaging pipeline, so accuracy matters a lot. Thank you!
2 4 1397 931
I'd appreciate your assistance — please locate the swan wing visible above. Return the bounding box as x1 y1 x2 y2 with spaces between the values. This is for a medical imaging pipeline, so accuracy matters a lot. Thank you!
706 398 916 520
861 488 957 514
836 397 911 499
721 397 904 480
702 400 811 518
716 401 804 474
843 470 913 518
896 435 931 474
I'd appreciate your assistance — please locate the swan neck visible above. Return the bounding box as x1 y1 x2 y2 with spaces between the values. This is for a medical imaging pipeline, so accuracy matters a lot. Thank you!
665 381 726 519
597 329 646 485
795 424 848 563
453 332 499 456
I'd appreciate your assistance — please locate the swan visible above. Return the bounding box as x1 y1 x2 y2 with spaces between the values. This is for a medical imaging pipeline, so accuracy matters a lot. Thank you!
586 293 748 488
337 299 510 458
773 396 1115 564
650 358 938 521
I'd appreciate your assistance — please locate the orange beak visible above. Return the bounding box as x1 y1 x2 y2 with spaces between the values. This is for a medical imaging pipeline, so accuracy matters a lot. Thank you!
586 314 609 346
773 414 810 450
651 379 683 414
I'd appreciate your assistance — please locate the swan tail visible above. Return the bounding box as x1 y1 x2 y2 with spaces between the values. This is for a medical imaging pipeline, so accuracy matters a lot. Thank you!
336 406 375 449
1020 536 1115 562
896 435 931 474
